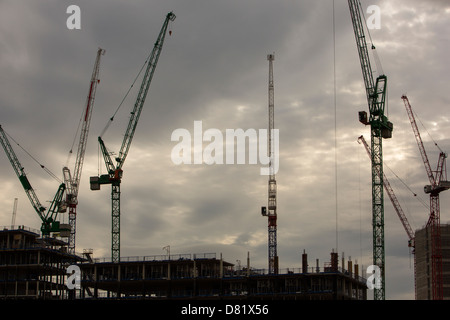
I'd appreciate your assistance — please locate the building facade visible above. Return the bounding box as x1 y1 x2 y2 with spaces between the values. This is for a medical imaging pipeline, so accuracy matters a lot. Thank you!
77 252 367 300
415 224 450 300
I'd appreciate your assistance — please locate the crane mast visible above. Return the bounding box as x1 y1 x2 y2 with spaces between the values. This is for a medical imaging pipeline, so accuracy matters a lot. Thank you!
402 95 449 300
63 48 105 254
90 12 175 263
261 53 278 274
11 198 18 229
0 126 67 236
359 134 418 298
358 136 415 248
348 0 393 300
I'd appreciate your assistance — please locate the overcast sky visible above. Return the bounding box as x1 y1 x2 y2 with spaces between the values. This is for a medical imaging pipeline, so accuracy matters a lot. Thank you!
1 0 449 300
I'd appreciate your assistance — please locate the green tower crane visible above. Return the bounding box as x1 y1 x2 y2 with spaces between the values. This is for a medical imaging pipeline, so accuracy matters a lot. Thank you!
348 0 393 300
90 12 176 263
0 125 68 236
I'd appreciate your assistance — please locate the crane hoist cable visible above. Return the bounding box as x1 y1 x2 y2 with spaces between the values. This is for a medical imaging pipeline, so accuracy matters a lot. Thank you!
97 55 152 177
332 0 339 256
383 162 429 210
99 50 154 139
359 1 384 76
3 129 62 184
413 107 444 154
66 94 89 168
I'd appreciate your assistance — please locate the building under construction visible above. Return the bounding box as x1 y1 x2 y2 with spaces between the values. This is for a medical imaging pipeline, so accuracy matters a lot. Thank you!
415 224 450 299
0 226 83 299
0 225 367 300
76 250 367 300
5 222 450 300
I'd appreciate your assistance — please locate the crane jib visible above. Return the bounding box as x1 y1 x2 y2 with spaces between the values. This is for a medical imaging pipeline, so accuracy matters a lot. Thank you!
90 11 176 263
116 12 176 169
85 81 94 122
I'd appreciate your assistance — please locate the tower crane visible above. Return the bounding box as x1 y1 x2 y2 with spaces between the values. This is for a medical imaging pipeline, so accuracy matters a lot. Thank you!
90 12 176 263
0 126 67 236
348 0 393 300
63 48 105 255
261 53 278 274
401 94 449 300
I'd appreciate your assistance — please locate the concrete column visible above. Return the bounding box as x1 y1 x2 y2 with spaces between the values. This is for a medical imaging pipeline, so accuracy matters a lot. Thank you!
247 252 250 277
220 253 223 278
167 262 171 280
302 250 308 273
348 259 353 276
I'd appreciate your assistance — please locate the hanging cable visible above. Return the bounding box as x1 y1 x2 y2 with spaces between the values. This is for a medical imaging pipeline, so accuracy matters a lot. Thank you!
99 51 152 138
359 0 384 76
383 162 429 210
358 137 364 268
332 0 339 256
413 108 444 153
4 130 62 184
65 100 85 168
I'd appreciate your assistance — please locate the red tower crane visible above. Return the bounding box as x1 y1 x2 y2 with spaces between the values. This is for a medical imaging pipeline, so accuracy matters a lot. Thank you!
402 94 449 300
63 48 105 254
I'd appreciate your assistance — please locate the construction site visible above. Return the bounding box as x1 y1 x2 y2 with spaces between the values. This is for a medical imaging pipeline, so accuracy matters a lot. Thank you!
0 227 367 300
0 1 448 301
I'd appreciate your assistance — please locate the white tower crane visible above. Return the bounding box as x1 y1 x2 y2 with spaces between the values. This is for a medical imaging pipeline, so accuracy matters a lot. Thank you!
261 53 278 274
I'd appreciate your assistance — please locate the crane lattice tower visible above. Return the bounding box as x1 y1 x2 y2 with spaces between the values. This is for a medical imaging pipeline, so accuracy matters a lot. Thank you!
263 53 278 275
